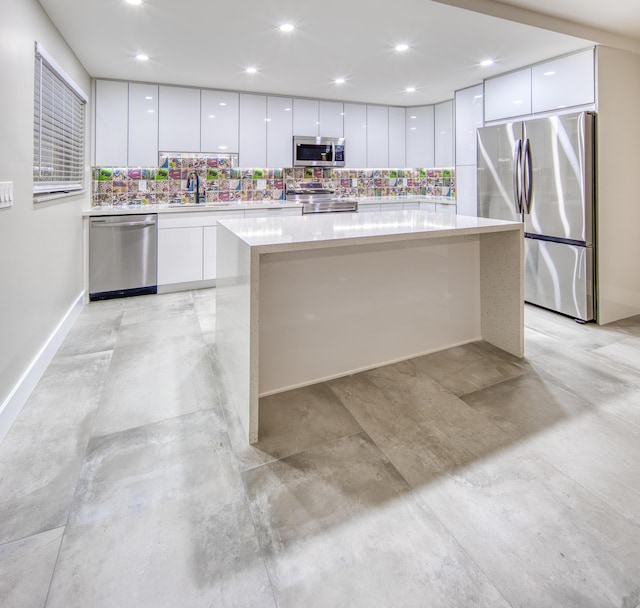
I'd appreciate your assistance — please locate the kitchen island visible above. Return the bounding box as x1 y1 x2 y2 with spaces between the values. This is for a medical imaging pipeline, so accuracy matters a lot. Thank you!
216 210 523 443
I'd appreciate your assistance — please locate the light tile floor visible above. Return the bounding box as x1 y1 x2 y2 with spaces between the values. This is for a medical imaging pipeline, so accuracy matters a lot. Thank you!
1 290 639 607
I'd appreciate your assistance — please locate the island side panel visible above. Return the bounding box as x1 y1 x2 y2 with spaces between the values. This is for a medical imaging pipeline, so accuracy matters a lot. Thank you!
215 224 259 443
258 235 482 396
479 227 524 357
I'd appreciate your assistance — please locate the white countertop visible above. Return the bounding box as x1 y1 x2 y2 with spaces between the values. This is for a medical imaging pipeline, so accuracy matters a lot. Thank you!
82 195 455 216
82 201 302 217
217 210 521 254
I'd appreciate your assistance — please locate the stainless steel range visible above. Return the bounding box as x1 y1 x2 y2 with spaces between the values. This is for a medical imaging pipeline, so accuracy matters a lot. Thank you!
286 188 358 214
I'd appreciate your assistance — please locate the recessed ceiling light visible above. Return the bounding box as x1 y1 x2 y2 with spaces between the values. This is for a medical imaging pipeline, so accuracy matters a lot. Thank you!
334 78 345 85
219 145 228 150
543 71 556 76
147 109 154 113
480 59 494 67
405 87 416 93
136 54 149 61
410 115 417 119
208 115 215 118
279 23 295 32
513 99 523 104
144 96 153 100
126 0 142 5
395 43 409 52
219 102 227 106
284 107 291 111
245 67 257 74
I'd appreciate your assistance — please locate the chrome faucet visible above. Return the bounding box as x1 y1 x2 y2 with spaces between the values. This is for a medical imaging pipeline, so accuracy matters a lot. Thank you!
186 171 201 204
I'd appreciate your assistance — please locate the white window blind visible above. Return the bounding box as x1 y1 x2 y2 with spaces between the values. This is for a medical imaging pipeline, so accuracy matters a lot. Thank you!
33 42 88 199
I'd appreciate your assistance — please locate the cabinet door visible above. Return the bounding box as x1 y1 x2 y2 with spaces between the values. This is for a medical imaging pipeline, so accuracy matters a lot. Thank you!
434 100 454 167
420 202 436 212
343 103 367 168
318 101 344 138
239 94 267 167
366 105 389 168
128 83 159 167
203 225 217 281
267 96 293 168
455 84 484 166
95 80 128 166
389 107 406 168
157 226 203 285
201 90 239 153
158 86 201 152
484 68 532 122
293 98 319 136
455 165 478 217
532 49 595 113
406 106 434 168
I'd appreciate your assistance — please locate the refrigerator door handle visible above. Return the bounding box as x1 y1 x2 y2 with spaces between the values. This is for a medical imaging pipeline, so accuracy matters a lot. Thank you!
523 138 533 214
514 139 523 214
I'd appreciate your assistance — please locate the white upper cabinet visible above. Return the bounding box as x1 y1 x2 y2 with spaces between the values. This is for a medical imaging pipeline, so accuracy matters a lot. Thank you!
531 49 595 113
95 80 128 166
267 96 293 168
434 100 454 167
388 107 406 168
343 103 367 168
406 106 434 167
158 86 201 152
293 98 319 136
484 68 532 122
318 101 344 138
455 84 484 166
366 105 389 168
128 83 159 167
201 90 239 153
239 94 267 167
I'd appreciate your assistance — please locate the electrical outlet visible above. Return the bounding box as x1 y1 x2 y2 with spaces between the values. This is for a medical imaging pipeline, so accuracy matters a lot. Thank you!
0 182 14 209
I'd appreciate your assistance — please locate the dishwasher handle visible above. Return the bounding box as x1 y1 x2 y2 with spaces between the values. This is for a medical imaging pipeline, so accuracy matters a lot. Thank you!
91 219 156 228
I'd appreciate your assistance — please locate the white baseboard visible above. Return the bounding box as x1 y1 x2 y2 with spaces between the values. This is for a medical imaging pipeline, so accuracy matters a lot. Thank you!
0 291 86 444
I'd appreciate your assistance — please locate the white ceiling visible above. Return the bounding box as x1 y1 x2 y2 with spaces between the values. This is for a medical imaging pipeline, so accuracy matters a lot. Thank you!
37 0 638 106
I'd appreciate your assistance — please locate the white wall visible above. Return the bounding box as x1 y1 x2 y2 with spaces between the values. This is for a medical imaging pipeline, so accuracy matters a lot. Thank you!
595 46 640 324
0 0 91 439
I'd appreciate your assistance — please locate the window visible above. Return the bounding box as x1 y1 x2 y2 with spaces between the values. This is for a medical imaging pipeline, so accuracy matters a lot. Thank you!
33 42 88 200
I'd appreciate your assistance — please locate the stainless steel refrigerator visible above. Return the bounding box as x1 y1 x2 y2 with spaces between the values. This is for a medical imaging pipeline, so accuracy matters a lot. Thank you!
477 111 595 321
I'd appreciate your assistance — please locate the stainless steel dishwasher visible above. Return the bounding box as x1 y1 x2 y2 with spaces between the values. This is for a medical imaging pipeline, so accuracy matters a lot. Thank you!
89 214 157 301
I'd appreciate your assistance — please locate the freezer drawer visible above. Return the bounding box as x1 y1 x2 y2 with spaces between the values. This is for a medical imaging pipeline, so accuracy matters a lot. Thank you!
524 237 593 321
89 214 157 300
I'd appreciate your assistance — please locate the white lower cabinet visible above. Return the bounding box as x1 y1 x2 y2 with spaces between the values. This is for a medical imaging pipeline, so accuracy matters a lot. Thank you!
158 208 301 288
158 226 203 285
202 211 245 280
420 202 436 212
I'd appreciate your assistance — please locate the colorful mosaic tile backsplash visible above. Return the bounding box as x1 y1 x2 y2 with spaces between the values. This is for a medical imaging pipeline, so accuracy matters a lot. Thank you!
91 153 455 207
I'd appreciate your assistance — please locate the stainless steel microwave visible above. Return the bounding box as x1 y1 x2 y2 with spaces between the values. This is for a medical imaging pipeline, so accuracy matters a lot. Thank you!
293 136 345 167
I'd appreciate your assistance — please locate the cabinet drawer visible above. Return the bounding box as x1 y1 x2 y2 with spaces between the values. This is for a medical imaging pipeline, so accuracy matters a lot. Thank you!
359 204 381 213
244 207 301 217
159 210 243 229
